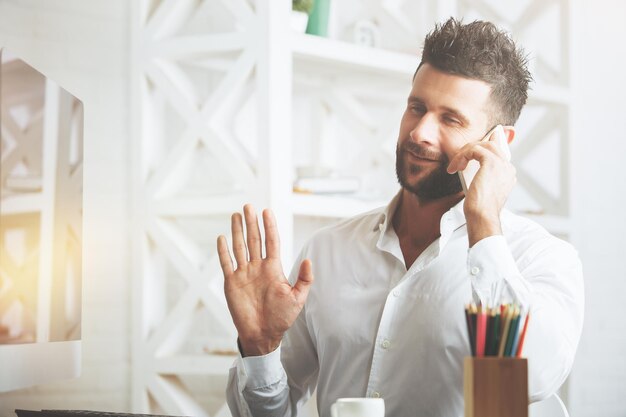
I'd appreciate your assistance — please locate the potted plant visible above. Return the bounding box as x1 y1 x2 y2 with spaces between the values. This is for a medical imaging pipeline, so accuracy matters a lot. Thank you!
292 0 314 33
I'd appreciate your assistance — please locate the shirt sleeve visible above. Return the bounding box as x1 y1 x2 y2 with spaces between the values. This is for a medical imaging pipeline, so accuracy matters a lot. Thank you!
225 245 320 417
467 235 532 306
466 234 584 402
225 345 290 417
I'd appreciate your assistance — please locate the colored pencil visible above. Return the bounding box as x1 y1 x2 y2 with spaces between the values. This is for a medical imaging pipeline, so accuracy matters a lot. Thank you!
499 304 507 341
498 305 513 357
484 308 493 356
470 304 478 355
509 308 526 356
486 307 500 356
463 302 529 358
476 305 487 357
515 311 531 357
464 305 476 356
504 307 521 356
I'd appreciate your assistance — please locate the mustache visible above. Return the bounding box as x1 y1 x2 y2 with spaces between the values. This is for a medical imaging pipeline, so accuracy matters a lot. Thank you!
399 141 447 163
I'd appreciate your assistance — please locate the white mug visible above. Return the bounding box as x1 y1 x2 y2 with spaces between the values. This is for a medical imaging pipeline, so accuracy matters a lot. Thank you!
330 397 385 417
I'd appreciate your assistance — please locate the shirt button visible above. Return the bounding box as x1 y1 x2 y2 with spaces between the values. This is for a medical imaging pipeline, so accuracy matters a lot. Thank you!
372 391 381 398
392 290 400 297
381 339 391 349
470 266 480 275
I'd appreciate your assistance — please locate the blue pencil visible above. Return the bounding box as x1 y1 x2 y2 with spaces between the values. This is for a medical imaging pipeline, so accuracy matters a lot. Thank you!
509 308 526 356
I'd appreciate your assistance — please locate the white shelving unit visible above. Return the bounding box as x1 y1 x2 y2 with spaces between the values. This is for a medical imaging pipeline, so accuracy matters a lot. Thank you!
130 1 573 415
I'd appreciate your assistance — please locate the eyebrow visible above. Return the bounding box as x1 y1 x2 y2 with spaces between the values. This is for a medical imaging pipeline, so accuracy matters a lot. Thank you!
407 95 471 126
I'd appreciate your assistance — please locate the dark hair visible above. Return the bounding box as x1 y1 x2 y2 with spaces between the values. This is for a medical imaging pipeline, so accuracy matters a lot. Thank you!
417 17 532 125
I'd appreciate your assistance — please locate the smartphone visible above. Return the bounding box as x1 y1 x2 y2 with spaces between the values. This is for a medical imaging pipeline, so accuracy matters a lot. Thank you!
458 125 511 194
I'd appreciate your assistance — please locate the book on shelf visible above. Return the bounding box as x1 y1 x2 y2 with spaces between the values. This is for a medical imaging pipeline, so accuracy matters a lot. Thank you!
293 176 360 194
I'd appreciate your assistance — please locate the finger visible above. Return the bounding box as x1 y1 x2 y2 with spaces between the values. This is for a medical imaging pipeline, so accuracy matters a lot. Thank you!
293 259 314 305
263 209 281 259
231 212 248 267
447 142 498 174
447 143 476 173
244 204 262 261
479 140 507 160
217 235 234 276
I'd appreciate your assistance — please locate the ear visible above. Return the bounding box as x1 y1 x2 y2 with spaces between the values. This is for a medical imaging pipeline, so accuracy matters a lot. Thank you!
502 125 516 144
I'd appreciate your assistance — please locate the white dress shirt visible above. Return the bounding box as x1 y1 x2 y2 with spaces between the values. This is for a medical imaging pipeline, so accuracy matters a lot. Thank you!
226 193 584 417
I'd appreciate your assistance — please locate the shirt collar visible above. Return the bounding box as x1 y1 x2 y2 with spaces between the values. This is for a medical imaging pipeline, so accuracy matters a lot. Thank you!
372 191 402 233
375 191 467 255
438 198 466 250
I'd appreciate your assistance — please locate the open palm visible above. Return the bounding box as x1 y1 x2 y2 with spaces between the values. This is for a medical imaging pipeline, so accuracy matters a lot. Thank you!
217 205 314 356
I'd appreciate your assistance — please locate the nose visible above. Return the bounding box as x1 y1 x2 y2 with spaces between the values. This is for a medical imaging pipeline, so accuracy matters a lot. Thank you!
409 112 439 147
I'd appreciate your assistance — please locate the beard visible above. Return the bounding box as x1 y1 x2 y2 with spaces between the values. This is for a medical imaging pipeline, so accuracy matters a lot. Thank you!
395 141 463 202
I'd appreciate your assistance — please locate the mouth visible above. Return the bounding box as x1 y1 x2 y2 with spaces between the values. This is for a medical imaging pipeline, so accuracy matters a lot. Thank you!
406 151 439 162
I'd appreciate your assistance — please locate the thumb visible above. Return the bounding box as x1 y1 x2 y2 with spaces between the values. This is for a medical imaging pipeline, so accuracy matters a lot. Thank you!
293 259 314 304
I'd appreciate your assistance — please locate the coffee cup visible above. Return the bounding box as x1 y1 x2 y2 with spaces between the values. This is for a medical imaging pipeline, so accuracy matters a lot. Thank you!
330 398 385 417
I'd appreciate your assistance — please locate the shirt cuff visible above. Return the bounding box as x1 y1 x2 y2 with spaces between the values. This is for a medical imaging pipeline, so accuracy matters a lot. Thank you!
238 344 284 390
467 235 521 303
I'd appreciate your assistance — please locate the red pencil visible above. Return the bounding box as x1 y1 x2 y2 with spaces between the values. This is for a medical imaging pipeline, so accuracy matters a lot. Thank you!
476 305 487 357
515 312 531 357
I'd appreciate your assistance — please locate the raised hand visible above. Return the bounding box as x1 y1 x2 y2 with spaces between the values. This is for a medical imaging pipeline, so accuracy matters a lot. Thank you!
217 204 314 356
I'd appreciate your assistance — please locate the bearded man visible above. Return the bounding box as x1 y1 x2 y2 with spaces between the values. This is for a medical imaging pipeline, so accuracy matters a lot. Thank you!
218 18 584 417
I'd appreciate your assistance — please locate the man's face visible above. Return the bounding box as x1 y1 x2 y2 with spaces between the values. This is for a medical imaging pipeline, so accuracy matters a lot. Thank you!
396 63 493 201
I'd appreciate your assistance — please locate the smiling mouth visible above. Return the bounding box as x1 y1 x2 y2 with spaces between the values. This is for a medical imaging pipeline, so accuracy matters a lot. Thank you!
407 151 439 162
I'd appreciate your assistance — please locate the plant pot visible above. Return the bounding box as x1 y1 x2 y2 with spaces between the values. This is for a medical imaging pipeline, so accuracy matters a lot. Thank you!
305 0 331 36
291 10 309 33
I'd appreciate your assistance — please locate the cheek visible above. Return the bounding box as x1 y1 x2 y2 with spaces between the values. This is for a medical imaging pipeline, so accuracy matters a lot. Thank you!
440 133 472 161
440 142 462 162
398 110 417 135
398 113 409 135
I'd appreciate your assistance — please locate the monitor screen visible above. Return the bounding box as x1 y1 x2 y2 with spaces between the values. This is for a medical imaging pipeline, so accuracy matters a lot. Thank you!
0 48 83 392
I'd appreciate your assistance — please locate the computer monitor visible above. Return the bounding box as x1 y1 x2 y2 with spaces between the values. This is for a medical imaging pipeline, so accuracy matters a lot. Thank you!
0 48 83 392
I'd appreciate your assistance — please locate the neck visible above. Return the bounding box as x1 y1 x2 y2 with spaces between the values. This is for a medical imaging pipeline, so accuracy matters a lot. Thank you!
393 189 463 243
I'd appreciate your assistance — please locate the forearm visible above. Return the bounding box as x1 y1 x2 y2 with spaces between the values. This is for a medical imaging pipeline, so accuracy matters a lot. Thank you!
466 211 502 248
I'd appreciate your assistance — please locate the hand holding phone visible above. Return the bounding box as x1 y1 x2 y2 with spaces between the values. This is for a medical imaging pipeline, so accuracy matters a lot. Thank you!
458 124 511 194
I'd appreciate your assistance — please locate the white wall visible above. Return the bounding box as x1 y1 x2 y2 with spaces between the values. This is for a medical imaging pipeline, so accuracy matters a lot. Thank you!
0 0 131 412
569 0 626 416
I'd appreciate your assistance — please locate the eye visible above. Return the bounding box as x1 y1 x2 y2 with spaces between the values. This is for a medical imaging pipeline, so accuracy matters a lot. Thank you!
443 115 461 125
409 103 426 115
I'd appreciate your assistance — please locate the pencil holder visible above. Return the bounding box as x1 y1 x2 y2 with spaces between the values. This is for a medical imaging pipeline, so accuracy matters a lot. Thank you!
464 357 528 417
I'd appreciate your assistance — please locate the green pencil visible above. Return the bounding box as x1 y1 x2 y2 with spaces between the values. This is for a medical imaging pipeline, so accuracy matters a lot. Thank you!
504 306 521 356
